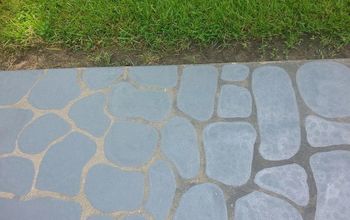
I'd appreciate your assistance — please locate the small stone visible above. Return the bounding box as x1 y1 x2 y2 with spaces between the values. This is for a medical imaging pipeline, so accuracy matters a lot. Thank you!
36 132 96 196
0 157 34 196
28 69 80 109
69 93 110 137
310 150 350 220
83 67 124 89
122 215 145 220
109 82 171 121
221 64 249 81
0 198 81 220
105 121 157 167
297 61 350 118
161 117 200 179
254 164 309 206
85 164 144 212
305 115 350 147
145 161 176 220
129 65 178 88
0 108 33 154
174 183 227 220
234 191 302 220
177 65 218 121
217 85 252 118
19 113 70 154
252 66 300 160
204 122 256 186
0 70 41 105
87 215 115 220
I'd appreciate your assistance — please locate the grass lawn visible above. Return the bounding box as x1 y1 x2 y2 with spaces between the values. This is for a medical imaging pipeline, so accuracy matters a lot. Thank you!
0 0 349 68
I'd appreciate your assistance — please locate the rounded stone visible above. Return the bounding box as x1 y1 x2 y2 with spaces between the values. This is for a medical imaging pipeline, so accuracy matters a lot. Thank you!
122 215 145 220
129 65 178 88
87 215 115 220
221 64 249 81
83 67 124 90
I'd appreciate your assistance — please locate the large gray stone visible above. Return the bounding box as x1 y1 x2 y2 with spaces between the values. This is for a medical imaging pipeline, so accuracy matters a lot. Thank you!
174 183 227 220
0 198 81 220
161 116 200 179
105 121 158 167
0 108 33 154
0 70 41 105
28 69 80 109
83 67 124 90
310 150 350 220
69 93 110 137
221 64 249 81
87 216 115 220
297 61 350 118
122 216 145 220
234 191 302 220
305 115 350 147
252 66 300 160
85 164 144 212
254 164 309 206
0 157 34 196
217 85 252 118
36 132 96 196
129 65 178 88
109 82 171 121
203 122 256 186
18 113 70 154
145 161 176 220
177 65 218 121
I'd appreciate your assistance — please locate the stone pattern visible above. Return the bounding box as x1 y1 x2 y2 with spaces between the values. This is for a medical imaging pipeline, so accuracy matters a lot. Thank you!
0 60 350 220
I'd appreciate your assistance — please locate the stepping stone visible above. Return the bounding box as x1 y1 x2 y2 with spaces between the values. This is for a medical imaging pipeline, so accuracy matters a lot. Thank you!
254 163 309 206
174 183 227 220
204 122 256 186
305 115 350 147
310 150 350 220
85 164 144 212
87 216 114 220
161 116 200 179
105 121 157 167
28 69 80 109
234 191 302 220
129 65 178 88
36 132 96 196
19 113 70 154
83 67 124 90
217 85 252 118
297 61 350 118
122 216 145 220
0 70 41 105
177 65 218 121
252 66 300 160
0 157 34 196
221 64 249 81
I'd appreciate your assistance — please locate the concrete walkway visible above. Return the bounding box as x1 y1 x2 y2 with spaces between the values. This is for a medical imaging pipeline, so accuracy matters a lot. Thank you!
0 59 350 220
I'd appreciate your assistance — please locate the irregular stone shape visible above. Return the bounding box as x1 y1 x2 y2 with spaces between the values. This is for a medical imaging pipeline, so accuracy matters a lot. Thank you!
0 108 33 154
85 164 144 212
297 61 350 118
305 115 350 147
0 157 34 196
87 216 114 220
221 64 249 81
105 121 158 167
252 66 300 160
174 183 227 220
18 113 70 154
310 150 350 220
83 67 124 89
0 70 41 105
129 65 178 88
161 117 200 178
203 122 256 186
254 164 309 206
69 93 110 137
109 82 171 121
145 161 176 220
217 85 252 118
123 216 145 220
177 65 218 121
28 69 80 109
36 132 96 196
234 191 302 220
0 198 81 220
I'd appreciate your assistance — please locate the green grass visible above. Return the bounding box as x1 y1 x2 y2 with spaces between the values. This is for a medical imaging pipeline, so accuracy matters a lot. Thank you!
1 0 349 51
